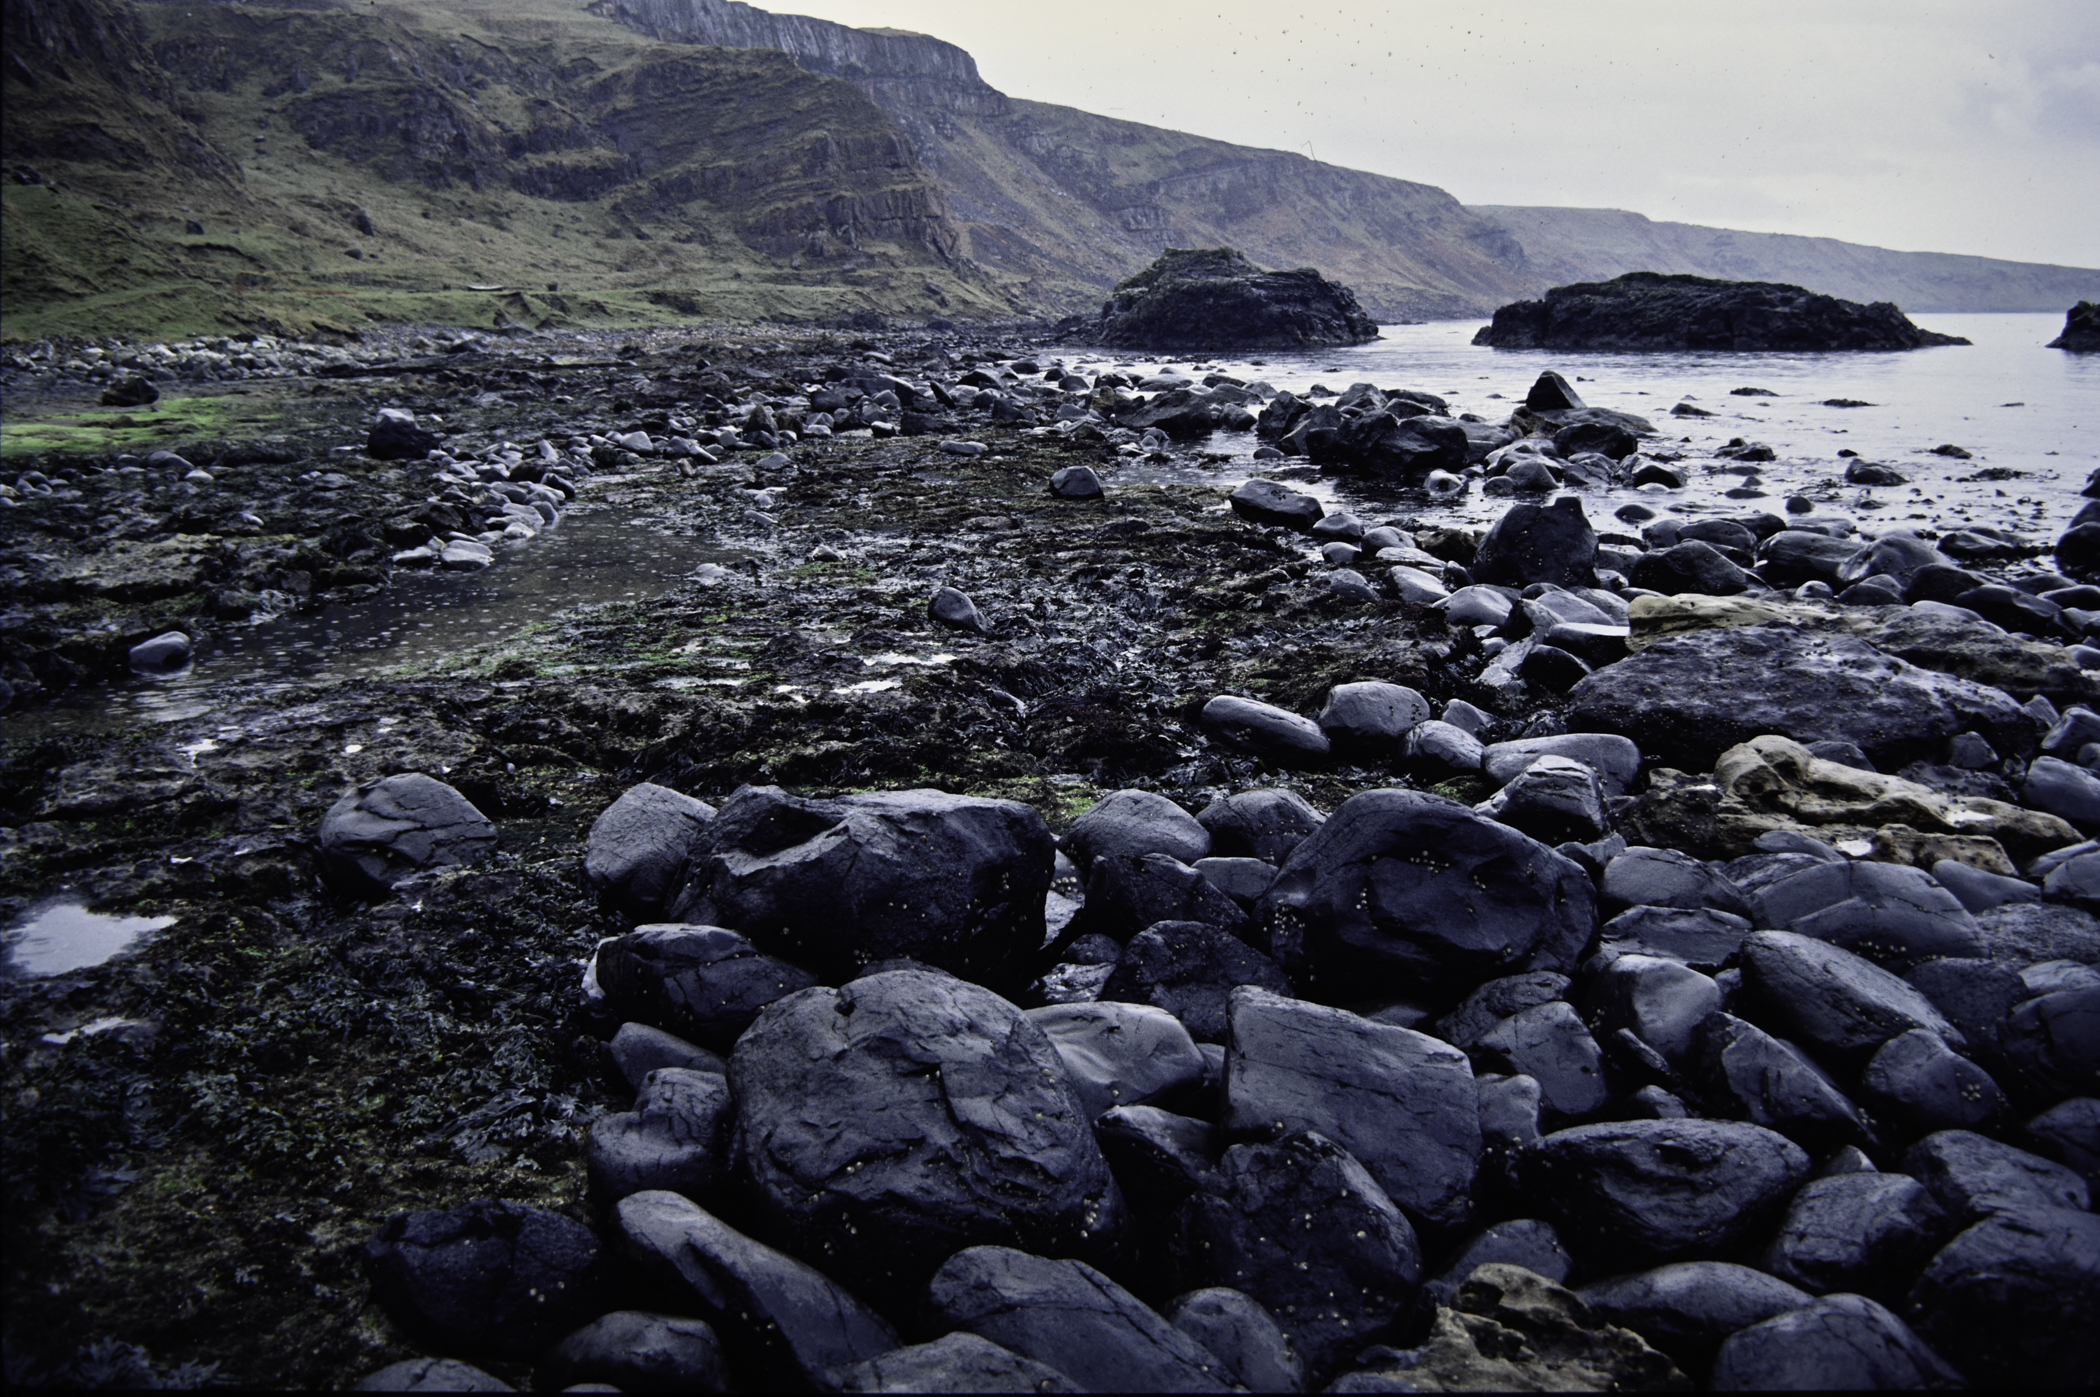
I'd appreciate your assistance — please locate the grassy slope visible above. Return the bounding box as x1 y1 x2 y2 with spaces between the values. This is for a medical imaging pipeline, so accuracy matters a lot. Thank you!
2 0 1020 341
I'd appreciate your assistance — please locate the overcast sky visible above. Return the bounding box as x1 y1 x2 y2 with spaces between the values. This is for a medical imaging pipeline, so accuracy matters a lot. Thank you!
761 0 2100 269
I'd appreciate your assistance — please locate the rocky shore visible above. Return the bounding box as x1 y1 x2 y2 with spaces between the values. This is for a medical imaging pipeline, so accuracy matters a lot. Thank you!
2 324 2097 1391
1473 273 1972 352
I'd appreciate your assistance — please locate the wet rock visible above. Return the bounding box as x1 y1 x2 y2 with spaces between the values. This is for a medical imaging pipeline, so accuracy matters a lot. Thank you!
1103 920 1293 1042
1739 930 1967 1057
1402 719 1485 776
1082 852 1252 941
1599 907 1751 971
1170 1131 1423 1375
2048 300 2100 353
1583 954 1722 1064
825 1332 1082 1393
929 585 990 633
1579 1262 1811 1373
608 1022 724 1091
1344 1264 1688 1394
370 414 443 460
1472 1001 1611 1124
1261 789 1597 1000
671 785 1053 987
1906 1207 2100 1388
365 1199 606 1361
1861 1028 2009 1134
318 773 497 896
1630 541 1751 596
1476 755 1608 843
1196 856 1280 907
615 1191 897 1389
440 540 493 570
1081 247 1379 352
127 630 192 671
1602 846 1751 916
1165 1288 1305 1395
594 925 819 1053
2024 1096 2100 1183
1048 464 1103 501
1473 273 1968 351
729 968 1122 1294
1097 1104 1219 1211
1711 1293 1960 1391
1315 681 1431 746
584 783 716 919
1436 972 1574 1051
99 374 160 407
1223 987 1480 1231
1931 857 2041 913
1762 1172 1951 1299
1064 788 1210 874
1748 860 1987 969
353 1358 513 1392
2025 755 2100 828
926 1245 1234 1393
1514 1120 1810 1269
1483 733 1642 798
1471 497 1599 589
1902 1128 2090 1224
1569 624 2039 771
586 1067 734 1204
1690 1011 1875 1151
1230 479 1324 530
1199 695 1331 759
1027 1001 1207 1121
539 1311 728 1393
1424 1219 1574 1308
1760 530 1870 585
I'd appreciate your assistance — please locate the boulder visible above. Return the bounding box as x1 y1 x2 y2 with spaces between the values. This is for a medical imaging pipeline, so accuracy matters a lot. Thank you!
1906 1208 2100 1388
1197 788 1326 863
1102 920 1294 1042
318 774 496 896
370 414 443 460
1579 1262 1811 1372
1853 607 2100 708
352 1359 512 1392
1471 1001 1612 1124
1761 1172 1951 1299
1582 954 1723 1064
1474 755 1608 843
1423 1219 1574 1307
1601 847 1751 916
1628 541 1750 596
1230 479 1325 531
1081 852 1251 942
1063 789 1210 874
1259 789 1597 1000
2046 300 2100 353
669 785 1053 987
1739 929 1969 1053
826 1332 1082 1394
1470 497 1599 590
926 1245 1235 1393
1568 625 2038 771
1860 1028 2009 1134
538 1311 728 1394
729 968 1123 1294
1902 1129 2090 1224
1026 1001 1207 1121
608 1022 724 1091
1436 972 1575 1051
1689 1012 1875 1152
585 1066 734 1204
1340 413 1471 478
1513 1120 1810 1269
365 1200 605 1360
593 925 819 1054
1170 1131 1422 1375
1164 1288 1305 1395
1050 465 1105 500
1483 733 1642 798
1710 1293 1961 1391
1747 861 1985 969
1599 906 1751 972
1316 681 1431 746
616 1191 897 1389
584 784 717 919
1199 695 1331 760
1080 247 1379 352
1473 272 1969 351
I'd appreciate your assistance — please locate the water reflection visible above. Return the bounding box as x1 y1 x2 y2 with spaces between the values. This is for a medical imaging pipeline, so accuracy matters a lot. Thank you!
5 901 176 976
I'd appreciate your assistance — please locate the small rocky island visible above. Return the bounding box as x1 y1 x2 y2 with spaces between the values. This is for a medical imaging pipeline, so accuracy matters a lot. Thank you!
1064 248 1382 352
2049 302 2100 352
1474 271 1971 351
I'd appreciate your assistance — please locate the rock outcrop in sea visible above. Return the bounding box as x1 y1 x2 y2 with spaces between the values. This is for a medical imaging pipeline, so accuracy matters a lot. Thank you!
1063 248 1382 352
2048 301 2100 352
1473 272 1972 351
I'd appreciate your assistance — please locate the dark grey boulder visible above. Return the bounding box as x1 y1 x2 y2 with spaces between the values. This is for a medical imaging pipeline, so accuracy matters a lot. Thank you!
1064 789 1210 874
539 1311 728 1394
1170 1131 1422 1376
369 415 443 460
1198 789 1325 863
1050 465 1105 501
1583 954 1723 1067
2024 1096 2100 1183
1932 857 2042 913
929 585 990 633
1231 479 1325 530
1601 847 1752 917
1482 733 1642 798
1740 930 1967 1057
927 1245 1234 1393
1906 1208 2100 1388
1423 1218 1573 1308
586 1067 734 1205
1579 1261 1812 1372
1342 413 1472 479
1760 529 1866 585
1861 1029 2009 1135
1316 681 1431 746
1690 1012 1876 1152
584 783 716 918
1762 1172 1951 1300
670 785 1053 987
729 968 1123 1294
1223 987 1480 1231
1711 1293 1961 1391
1103 920 1293 1042
1973 902 2100 965
1513 1120 1810 1269
352 1358 512 1392
1097 1105 1220 1212
1196 857 1280 907
1905 956 2026 1064
1474 755 1607 842
1470 497 1599 590
608 1022 724 1092
1628 541 1751 596
616 1191 897 1389
1200 696 1332 759
1082 248 1379 353
1259 789 1597 1000
365 1199 605 1361
2026 756 2100 828
1436 972 1574 1052
827 1333 1082 1394
1567 624 2038 772
1477 1072 1545 1158
1472 1001 1611 1124
1026 1001 1207 1121
127 630 192 671
319 774 497 896
1902 1128 2090 1224
1083 852 1252 942
1165 1288 1305 1395
1402 720 1485 775
2003 980 2100 1098
594 925 819 1054
1599 906 1752 972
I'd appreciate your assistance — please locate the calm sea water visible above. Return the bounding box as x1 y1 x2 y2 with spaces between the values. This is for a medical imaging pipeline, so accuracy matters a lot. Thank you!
1076 312 2098 536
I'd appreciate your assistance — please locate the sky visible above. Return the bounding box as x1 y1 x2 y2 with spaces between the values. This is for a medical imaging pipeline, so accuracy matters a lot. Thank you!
756 0 2100 269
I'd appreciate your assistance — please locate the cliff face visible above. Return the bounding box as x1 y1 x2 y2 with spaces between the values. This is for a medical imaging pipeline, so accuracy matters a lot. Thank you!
1475 205 2100 316
595 0 1538 319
